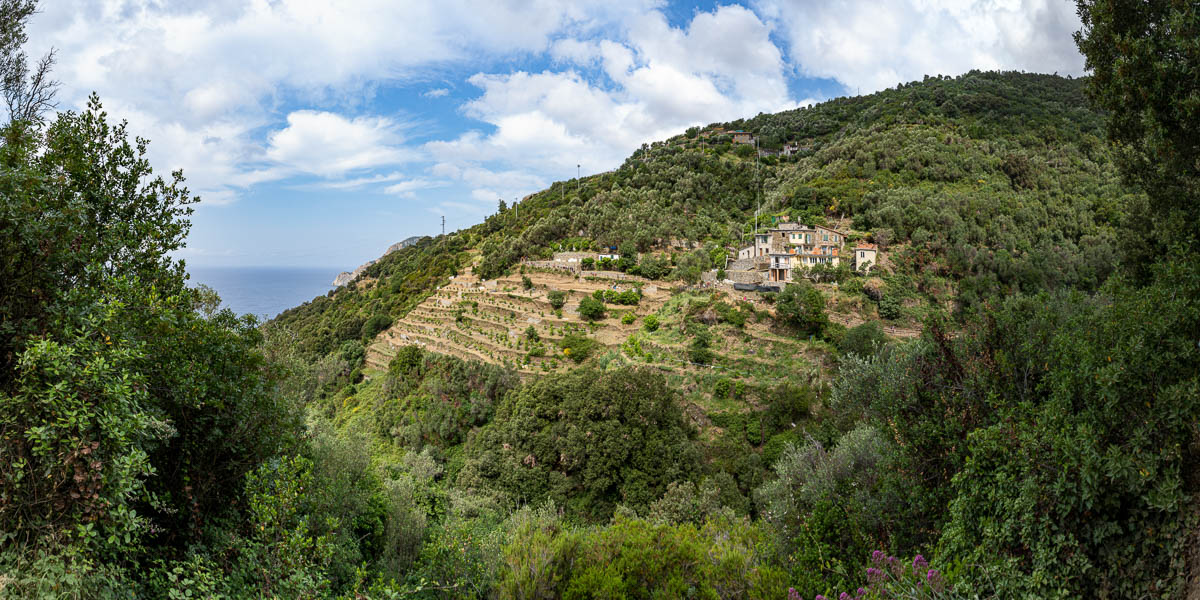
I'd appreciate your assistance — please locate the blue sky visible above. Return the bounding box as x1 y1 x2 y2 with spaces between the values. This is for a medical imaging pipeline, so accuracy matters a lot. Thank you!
26 0 1086 269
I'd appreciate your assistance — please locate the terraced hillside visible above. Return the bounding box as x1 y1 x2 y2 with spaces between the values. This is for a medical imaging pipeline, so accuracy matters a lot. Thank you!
364 261 672 375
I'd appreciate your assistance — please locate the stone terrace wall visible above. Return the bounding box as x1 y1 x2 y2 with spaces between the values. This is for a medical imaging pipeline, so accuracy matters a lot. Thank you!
523 260 579 274
726 270 765 284
551 252 596 262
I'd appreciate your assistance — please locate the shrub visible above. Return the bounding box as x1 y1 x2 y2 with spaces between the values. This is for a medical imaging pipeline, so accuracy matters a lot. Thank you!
361 314 393 339
558 334 598 364
578 296 606 321
521 275 533 290
547 290 567 309
775 282 828 335
786 551 970 600
581 257 595 270
495 508 785 598
688 328 714 365
714 378 732 399
524 325 540 342
755 426 893 596
839 321 887 358
621 312 636 325
878 295 902 320
643 314 660 332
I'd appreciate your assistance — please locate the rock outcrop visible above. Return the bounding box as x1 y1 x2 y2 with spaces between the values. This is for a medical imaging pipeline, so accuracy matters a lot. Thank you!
332 236 424 286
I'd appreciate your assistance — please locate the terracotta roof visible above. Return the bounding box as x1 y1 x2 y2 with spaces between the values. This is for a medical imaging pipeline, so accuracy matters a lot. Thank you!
855 243 878 250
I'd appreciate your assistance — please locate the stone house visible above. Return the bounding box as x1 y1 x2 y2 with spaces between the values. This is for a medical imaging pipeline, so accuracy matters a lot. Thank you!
736 222 846 282
853 243 878 272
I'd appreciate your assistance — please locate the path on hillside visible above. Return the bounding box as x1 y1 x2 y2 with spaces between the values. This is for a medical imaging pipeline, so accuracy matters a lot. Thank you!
827 311 921 338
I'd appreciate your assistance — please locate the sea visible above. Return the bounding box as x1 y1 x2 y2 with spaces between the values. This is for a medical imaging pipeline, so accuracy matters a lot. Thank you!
186 266 339 322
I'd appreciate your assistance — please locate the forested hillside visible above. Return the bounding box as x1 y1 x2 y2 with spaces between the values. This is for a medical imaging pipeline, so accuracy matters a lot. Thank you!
2 0 1198 597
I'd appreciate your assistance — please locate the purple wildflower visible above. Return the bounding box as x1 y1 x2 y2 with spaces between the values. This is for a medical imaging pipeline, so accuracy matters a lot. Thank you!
839 593 851 600
866 567 884 583
856 588 866 598
815 595 826 600
788 587 802 600
926 569 945 593
913 554 928 571
886 555 903 577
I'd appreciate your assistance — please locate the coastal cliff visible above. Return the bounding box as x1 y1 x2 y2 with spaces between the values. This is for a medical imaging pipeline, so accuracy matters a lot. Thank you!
332 235 423 286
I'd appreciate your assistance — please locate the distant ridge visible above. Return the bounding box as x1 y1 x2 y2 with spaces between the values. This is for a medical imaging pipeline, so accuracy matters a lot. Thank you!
332 236 424 286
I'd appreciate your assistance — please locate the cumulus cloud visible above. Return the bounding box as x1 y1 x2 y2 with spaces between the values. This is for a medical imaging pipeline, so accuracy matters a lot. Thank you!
428 5 797 205
22 0 1087 216
266 111 412 178
755 0 1085 93
22 0 656 204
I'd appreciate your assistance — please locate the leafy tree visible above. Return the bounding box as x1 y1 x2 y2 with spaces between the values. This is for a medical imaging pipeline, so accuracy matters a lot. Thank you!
460 367 702 520
839 321 887 357
547 289 567 309
524 325 539 342
578 295 606 320
1075 0 1199 263
775 282 828 335
361 314 393 339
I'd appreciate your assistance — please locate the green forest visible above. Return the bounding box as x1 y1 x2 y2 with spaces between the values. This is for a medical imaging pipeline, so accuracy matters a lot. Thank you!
2 1 1197 598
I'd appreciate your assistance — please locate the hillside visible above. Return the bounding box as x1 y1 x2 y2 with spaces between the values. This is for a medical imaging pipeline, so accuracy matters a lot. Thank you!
273 70 1132 388
246 70 1198 599
8 0 1199 593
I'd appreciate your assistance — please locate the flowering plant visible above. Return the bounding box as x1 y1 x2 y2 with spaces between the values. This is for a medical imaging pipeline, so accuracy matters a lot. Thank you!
787 551 967 600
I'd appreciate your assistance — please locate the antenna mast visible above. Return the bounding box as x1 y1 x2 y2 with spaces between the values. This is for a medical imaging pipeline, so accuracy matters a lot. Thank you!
441 215 445 236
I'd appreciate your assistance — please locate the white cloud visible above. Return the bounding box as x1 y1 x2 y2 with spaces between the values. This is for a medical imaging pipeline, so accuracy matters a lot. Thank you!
383 178 443 198
22 0 657 204
427 5 797 206
755 0 1085 93
266 111 412 178
424 88 450 98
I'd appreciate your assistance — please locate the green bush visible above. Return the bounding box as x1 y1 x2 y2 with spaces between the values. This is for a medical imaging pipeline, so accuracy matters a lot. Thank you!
496 507 786 598
839 321 887 357
361 313 393 339
755 425 892 595
878 295 902 320
578 295 606 320
557 334 598 364
643 314 660 332
460 367 701 521
714 378 732 399
547 290 567 309
775 282 828 335
621 312 636 325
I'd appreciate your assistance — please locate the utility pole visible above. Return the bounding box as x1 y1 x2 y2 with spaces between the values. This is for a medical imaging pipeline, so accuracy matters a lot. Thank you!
576 164 581 195
441 215 445 236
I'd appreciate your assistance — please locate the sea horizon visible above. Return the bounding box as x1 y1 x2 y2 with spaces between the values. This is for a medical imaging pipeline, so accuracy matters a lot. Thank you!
187 265 341 321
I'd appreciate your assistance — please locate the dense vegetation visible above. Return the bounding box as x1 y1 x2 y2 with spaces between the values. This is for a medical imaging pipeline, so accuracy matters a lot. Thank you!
2 0 1198 598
